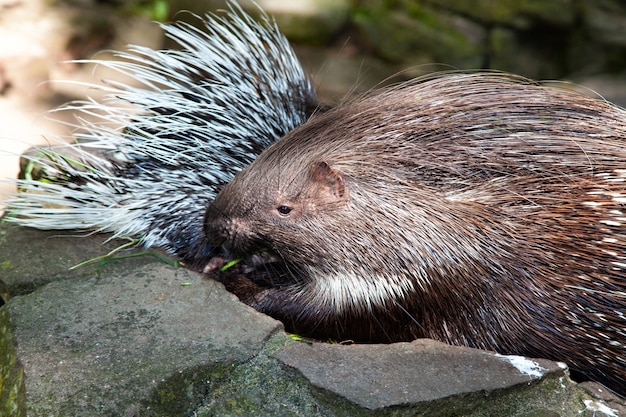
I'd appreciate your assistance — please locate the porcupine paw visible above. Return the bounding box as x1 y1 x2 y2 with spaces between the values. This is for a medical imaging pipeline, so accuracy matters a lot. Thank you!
201 254 264 301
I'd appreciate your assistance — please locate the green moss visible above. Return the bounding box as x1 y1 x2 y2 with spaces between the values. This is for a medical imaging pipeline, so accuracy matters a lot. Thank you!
420 0 575 26
145 362 236 416
0 307 26 417
353 2 484 66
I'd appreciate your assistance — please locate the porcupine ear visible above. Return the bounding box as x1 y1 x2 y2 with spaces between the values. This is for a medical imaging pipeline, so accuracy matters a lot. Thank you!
309 162 349 206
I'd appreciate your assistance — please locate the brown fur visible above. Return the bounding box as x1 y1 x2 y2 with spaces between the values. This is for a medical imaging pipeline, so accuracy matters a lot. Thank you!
204 72 626 395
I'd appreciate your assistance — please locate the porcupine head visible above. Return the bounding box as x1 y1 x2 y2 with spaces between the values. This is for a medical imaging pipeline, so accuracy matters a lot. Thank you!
202 95 516 344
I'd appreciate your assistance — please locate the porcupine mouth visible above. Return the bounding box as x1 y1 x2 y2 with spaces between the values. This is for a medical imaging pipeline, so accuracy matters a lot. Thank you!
204 247 298 290
202 207 298 287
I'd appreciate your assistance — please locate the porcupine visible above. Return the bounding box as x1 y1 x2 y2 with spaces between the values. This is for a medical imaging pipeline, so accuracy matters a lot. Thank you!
2 1 316 267
204 72 626 396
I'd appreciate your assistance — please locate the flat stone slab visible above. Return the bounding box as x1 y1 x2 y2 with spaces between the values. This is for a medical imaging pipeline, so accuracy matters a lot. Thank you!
274 339 572 412
6 260 282 416
0 223 140 295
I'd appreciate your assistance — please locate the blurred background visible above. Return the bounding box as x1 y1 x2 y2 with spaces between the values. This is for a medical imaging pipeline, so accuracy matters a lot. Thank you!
1 0 626 205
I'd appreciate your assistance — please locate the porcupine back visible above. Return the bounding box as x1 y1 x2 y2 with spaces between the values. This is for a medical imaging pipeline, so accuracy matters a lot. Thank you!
2 1 316 267
205 72 626 395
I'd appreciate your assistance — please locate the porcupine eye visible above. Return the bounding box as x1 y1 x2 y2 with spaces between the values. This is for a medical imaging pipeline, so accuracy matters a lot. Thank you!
276 205 292 216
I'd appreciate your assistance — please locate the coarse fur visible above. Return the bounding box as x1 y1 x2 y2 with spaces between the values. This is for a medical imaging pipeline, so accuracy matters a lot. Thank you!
2 1 316 267
205 72 626 395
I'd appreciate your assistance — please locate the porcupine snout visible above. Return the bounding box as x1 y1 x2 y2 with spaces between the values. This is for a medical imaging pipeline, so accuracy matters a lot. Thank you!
204 202 255 255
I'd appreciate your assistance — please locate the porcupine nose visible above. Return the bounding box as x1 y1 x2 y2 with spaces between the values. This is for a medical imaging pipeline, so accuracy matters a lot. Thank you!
204 201 255 253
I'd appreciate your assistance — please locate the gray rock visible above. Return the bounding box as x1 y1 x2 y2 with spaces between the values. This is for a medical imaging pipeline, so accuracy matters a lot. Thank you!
2 224 624 416
0 222 150 295
5 252 282 416
273 339 588 416
275 339 561 409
